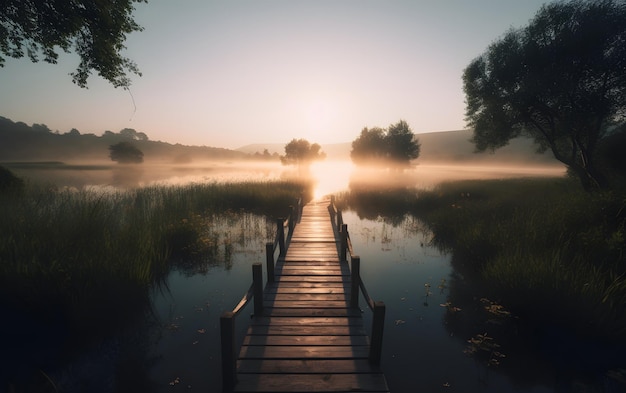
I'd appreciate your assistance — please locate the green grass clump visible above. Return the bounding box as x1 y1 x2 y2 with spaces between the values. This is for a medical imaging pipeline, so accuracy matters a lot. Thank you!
337 177 626 342
413 178 626 341
0 180 311 338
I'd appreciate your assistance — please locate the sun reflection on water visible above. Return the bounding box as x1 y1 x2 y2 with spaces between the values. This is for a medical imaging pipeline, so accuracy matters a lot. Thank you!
309 160 354 200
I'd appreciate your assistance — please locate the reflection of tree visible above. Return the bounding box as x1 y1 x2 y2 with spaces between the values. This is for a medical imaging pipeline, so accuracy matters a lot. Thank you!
111 165 144 186
343 181 416 225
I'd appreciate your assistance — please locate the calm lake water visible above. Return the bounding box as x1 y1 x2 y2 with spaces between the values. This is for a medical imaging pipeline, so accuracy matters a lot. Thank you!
6 161 623 392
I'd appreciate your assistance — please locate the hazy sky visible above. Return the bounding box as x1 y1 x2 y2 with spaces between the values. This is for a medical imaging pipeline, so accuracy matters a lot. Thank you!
0 0 549 149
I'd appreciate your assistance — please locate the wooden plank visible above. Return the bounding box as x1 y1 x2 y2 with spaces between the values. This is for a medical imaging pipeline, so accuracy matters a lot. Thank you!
264 287 348 295
276 276 346 283
242 335 369 346
234 374 389 392
265 293 348 301
266 282 347 289
237 359 380 374
238 345 370 359
250 317 362 327
246 325 367 336
264 301 350 309
261 308 362 317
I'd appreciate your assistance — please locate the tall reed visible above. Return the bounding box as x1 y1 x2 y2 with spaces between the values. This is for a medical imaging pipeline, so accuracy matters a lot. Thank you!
337 177 626 342
0 180 311 337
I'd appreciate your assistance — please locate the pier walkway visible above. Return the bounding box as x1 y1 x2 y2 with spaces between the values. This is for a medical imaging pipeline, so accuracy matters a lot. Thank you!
221 198 389 392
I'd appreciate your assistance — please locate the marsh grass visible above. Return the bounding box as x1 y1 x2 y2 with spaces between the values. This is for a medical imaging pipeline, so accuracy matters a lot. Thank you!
0 180 311 340
339 178 626 342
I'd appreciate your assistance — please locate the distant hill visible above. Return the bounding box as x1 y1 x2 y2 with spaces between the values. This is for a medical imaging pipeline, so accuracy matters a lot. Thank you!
1 115 558 166
0 116 247 163
238 130 559 165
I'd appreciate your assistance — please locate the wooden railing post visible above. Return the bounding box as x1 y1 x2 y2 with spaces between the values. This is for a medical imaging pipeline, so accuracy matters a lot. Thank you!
340 224 348 262
265 242 274 282
350 256 360 308
252 263 263 316
289 205 296 233
220 311 236 392
277 218 285 255
370 301 386 365
294 197 301 222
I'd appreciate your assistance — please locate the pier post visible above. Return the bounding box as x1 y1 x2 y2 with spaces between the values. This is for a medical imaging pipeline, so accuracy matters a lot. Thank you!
350 256 360 308
265 242 275 282
289 205 296 234
370 301 386 365
220 311 236 392
277 218 285 255
340 224 348 262
252 263 263 316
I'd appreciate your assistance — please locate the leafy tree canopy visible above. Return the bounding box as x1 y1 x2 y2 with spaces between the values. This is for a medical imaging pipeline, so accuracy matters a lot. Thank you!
350 120 420 166
463 0 626 190
280 139 326 166
0 0 145 88
109 141 143 164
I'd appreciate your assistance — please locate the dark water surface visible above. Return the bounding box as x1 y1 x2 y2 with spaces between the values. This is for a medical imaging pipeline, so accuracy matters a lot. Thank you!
4 163 623 393
145 209 624 393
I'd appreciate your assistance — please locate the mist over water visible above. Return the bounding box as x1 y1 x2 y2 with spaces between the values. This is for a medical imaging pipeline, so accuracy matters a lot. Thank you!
6 159 566 194
311 160 565 197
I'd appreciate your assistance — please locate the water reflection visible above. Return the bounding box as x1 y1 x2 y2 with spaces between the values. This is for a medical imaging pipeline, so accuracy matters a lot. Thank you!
340 201 625 393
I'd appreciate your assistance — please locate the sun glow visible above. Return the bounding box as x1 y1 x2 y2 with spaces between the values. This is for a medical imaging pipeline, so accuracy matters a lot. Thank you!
310 160 354 200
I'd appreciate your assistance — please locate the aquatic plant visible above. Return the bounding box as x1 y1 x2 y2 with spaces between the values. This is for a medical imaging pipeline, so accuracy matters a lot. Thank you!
0 180 311 340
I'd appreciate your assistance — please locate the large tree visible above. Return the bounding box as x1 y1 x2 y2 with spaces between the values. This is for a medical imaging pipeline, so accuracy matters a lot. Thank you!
350 127 387 165
280 139 326 167
109 141 143 164
350 120 420 167
0 0 145 88
463 0 626 190
386 120 421 165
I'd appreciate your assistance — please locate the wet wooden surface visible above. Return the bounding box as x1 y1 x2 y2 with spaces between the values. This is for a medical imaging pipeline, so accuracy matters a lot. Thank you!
234 199 390 392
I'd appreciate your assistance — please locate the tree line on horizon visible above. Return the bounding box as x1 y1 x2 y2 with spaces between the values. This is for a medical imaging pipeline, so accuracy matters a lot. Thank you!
2 0 626 190
0 116 248 163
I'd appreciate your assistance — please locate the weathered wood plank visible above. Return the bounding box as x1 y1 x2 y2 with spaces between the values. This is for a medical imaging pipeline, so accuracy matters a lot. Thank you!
242 335 369 346
246 325 367 336
250 317 362 327
276 276 346 283
238 345 370 359
265 293 348 301
237 359 380 374
234 373 389 392
261 308 362 318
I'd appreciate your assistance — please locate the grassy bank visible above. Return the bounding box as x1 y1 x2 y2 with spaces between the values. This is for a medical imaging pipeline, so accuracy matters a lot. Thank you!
0 180 311 337
340 178 626 342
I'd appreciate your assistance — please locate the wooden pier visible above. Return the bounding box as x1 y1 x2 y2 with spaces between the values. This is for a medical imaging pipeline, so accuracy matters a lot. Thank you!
220 198 389 392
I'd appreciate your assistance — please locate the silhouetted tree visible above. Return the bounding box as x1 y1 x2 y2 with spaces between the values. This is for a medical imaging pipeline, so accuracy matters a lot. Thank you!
119 128 148 141
350 120 420 167
109 142 143 164
463 0 626 191
350 127 387 164
280 139 326 166
386 120 421 166
0 0 145 88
